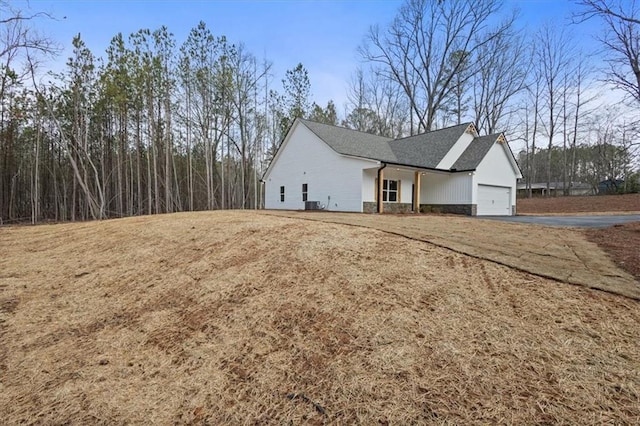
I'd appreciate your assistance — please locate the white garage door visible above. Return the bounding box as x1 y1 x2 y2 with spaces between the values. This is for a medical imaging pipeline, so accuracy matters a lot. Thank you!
477 185 511 216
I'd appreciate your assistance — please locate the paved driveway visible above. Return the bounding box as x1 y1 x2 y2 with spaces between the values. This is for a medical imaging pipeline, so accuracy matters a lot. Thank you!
480 214 640 228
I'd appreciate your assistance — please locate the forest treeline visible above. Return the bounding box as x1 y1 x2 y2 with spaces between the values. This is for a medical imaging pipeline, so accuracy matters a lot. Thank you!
1 0 639 224
518 143 639 194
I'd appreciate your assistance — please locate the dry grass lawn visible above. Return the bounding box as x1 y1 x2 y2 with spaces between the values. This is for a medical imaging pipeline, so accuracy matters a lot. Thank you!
1 211 639 424
267 211 640 300
515 193 640 283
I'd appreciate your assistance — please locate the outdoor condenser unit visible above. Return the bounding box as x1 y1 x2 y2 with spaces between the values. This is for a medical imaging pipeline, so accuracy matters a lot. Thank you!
305 201 322 210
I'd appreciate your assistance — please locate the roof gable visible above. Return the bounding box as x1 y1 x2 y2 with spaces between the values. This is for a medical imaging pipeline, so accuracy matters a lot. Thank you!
388 123 472 169
451 134 500 170
457 133 522 178
262 119 300 181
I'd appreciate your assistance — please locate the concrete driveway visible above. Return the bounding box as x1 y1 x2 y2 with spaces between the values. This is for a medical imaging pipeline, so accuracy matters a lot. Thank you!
480 214 640 228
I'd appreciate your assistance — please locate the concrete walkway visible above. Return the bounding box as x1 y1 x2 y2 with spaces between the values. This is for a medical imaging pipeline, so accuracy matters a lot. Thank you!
264 211 640 300
480 214 640 228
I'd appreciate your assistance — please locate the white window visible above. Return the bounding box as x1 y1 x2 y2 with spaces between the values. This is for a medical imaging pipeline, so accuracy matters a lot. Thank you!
383 179 398 202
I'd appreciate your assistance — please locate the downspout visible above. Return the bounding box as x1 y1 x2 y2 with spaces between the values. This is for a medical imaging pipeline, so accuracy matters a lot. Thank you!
258 180 265 210
377 162 387 214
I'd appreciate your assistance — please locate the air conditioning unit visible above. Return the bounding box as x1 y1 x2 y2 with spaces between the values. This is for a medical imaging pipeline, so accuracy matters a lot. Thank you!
305 201 322 210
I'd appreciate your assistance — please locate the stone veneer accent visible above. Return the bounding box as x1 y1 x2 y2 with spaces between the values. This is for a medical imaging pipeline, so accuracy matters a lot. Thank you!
363 203 518 216
363 202 377 213
362 202 414 214
419 204 477 216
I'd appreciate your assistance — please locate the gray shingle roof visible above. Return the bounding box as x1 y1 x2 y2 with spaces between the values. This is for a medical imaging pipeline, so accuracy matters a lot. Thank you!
299 119 493 171
388 123 473 169
451 134 499 170
300 119 396 162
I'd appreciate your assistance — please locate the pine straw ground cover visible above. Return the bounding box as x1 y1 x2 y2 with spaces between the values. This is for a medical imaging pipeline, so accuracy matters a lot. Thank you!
266 211 640 300
0 211 639 424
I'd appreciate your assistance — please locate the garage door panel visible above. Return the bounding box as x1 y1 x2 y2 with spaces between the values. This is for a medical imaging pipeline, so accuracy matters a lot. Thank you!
477 185 511 216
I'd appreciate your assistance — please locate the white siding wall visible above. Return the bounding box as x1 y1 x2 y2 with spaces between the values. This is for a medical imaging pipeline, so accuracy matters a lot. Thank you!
362 168 377 202
474 143 519 208
264 124 376 212
421 172 473 204
436 132 474 169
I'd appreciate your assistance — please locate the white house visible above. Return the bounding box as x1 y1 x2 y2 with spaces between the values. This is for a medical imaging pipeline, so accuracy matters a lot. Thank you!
262 118 522 216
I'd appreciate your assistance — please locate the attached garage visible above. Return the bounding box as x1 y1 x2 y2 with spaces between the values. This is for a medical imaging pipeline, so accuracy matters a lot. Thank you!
477 184 511 216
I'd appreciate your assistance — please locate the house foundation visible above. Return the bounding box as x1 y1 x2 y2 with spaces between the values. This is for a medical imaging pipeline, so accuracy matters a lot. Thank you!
419 204 477 216
363 202 477 215
363 202 413 213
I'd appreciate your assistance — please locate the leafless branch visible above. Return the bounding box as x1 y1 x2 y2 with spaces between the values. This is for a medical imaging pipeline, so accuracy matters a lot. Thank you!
573 0 640 25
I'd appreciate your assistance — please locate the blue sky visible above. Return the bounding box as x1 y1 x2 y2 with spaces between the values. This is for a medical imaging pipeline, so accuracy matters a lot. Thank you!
24 0 600 111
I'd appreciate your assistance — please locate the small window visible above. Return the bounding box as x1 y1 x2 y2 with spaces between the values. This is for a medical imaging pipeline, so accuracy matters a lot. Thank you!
280 186 285 202
302 183 308 202
383 179 398 202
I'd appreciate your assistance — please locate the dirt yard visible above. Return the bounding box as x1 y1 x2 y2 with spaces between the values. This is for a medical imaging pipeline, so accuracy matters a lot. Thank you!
517 193 640 214
586 221 640 282
1 211 639 424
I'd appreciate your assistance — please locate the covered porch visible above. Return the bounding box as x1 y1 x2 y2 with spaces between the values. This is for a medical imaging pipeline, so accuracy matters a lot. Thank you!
361 164 475 215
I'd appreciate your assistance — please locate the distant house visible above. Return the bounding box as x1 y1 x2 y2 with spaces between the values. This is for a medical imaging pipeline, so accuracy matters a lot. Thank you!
262 119 522 216
517 182 595 197
598 179 624 194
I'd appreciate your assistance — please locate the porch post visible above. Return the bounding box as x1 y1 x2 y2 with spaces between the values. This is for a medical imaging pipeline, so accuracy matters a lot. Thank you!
413 171 421 212
378 167 385 213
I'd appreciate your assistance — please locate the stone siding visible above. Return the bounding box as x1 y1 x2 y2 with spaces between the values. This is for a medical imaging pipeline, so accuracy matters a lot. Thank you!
363 202 414 214
363 202 377 213
363 202 479 216
419 204 476 216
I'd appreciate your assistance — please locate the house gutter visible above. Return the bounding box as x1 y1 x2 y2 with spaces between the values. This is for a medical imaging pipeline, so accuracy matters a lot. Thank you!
377 162 387 214
334 151 477 174
379 161 476 174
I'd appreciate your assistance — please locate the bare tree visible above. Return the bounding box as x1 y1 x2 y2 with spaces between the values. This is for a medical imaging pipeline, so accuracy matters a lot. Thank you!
344 66 408 137
575 0 640 103
575 0 640 25
227 44 268 209
178 22 229 210
0 1 58 60
528 69 543 198
472 15 527 135
360 0 512 133
1 1 59 223
566 55 598 193
534 24 574 196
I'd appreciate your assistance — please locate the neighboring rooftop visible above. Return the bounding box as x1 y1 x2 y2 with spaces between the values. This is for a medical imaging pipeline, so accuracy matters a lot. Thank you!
517 182 593 190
